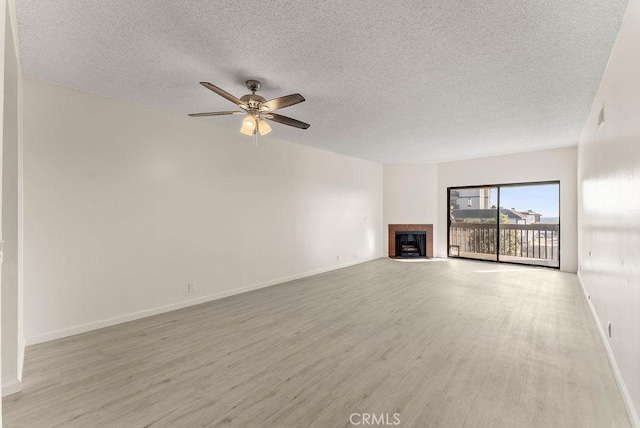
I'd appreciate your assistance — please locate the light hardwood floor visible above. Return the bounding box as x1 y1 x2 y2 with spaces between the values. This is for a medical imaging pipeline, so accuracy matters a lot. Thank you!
3 258 630 427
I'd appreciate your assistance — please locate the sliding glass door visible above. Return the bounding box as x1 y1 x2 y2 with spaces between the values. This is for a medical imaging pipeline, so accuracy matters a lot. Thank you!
448 182 560 268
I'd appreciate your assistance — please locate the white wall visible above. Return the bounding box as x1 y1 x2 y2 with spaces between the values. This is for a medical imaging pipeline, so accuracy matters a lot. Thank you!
578 0 640 423
0 0 5 420
1 0 21 396
383 164 438 255
437 147 578 272
22 78 383 343
382 148 577 272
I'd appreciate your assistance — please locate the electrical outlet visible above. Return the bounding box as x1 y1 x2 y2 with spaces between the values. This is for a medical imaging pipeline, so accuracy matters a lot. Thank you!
607 321 612 338
188 282 197 293
336 255 340 262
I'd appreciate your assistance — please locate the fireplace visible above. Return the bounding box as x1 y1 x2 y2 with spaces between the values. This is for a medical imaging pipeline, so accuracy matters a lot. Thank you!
388 224 433 258
395 231 426 257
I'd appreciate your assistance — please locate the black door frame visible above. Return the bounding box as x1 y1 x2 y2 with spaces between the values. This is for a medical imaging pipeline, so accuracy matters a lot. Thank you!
447 180 561 269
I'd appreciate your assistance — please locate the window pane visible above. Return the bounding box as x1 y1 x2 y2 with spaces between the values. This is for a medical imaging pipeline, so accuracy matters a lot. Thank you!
498 183 560 268
449 187 498 262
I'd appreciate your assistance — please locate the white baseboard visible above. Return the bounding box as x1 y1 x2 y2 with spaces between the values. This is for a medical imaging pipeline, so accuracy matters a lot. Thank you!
25 256 381 346
2 379 22 397
18 338 25 380
577 272 639 428
2 340 26 397
2 341 26 397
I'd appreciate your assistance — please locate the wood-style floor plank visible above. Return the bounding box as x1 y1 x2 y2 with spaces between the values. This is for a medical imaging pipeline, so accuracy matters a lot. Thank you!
2 258 630 427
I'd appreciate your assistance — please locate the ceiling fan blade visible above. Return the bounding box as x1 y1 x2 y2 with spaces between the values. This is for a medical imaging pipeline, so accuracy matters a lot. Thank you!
261 94 305 112
188 111 243 117
264 113 310 129
200 82 248 108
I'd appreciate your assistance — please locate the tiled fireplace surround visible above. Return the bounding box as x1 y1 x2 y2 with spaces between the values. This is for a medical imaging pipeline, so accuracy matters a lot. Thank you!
388 224 434 258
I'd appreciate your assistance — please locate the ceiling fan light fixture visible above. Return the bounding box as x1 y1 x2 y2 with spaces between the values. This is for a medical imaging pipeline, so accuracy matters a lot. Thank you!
258 119 272 136
240 125 255 136
242 115 256 130
240 115 257 135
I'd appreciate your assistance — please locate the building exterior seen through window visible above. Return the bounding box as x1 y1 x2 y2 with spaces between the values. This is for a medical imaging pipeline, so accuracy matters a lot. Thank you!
448 182 560 268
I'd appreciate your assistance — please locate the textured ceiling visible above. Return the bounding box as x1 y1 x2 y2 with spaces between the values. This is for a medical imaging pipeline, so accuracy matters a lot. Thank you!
15 0 628 163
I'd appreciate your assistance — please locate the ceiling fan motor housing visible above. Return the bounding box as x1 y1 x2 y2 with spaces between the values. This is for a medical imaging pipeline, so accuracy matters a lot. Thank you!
240 94 266 110
241 95 267 119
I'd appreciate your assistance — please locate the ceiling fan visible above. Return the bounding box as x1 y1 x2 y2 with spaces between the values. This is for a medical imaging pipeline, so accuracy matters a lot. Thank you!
189 80 310 136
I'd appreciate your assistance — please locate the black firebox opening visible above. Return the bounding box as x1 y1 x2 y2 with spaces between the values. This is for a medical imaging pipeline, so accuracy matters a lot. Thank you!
395 231 427 258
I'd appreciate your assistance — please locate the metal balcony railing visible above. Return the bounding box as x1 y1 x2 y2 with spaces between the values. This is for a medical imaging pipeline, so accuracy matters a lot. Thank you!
449 222 559 267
